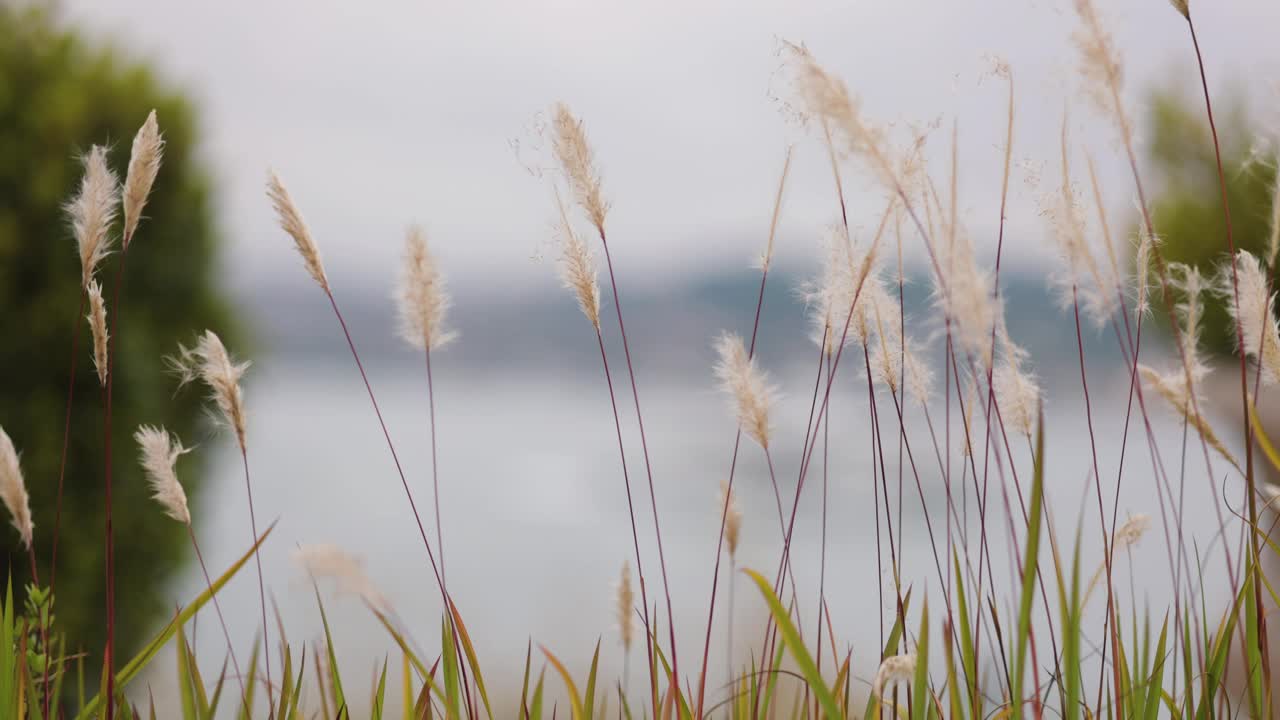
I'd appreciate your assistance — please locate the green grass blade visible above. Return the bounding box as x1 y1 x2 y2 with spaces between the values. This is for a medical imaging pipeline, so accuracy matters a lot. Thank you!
447 601 493 720
1010 411 1045 720
372 657 388 720
76 522 276 720
743 569 842 720
583 640 600 720
911 600 931 720
314 586 347 717
440 616 460 719
539 645 585 720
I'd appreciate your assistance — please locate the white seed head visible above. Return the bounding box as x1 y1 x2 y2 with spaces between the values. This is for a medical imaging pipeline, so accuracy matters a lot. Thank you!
121 110 164 247
0 428 33 549
267 170 330 293
719 480 743 559
1133 225 1159 318
1113 513 1150 549
779 41 897 191
713 333 776 450
397 225 456 350
134 425 191 524
551 103 609 234
294 544 390 615
1072 0 1128 133
1220 251 1280 386
169 330 250 451
1138 365 1237 470
86 280 109 387
616 561 634 652
872 653 916 700
66 145 119 289
553 191 601 330
994 352 1040 440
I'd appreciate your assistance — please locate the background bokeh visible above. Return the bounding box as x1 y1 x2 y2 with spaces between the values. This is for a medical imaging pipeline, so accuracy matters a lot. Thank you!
3 0 1280 712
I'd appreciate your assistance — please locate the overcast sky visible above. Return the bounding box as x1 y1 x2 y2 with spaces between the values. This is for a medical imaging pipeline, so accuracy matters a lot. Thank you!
58 0 1280 296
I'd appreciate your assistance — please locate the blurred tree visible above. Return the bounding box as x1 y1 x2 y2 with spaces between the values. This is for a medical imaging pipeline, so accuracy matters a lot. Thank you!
0 4 238 677
1144 84 1277 357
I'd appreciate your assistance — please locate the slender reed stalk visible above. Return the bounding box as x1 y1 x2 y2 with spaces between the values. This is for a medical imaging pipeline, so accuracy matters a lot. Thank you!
694 147 791 719
396 225 456 585
550 103 679 701
550 187 658 712
1179 3 1272 698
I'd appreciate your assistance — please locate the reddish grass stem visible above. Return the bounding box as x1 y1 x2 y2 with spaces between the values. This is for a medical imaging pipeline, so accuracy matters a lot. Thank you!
187 524 249 716
594 229 679 701
100 250 129 720
592 329 658 713
1185 12 1270 700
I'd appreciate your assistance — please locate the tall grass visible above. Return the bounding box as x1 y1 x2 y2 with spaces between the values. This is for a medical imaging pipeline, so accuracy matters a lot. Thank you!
3 0 1280 717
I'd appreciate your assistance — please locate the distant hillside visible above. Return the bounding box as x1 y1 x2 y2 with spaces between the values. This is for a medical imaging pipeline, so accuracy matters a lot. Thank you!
237 267 1139 386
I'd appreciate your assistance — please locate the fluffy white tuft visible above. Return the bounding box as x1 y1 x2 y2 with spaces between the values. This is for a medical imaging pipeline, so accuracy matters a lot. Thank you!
121 110 164 247
713 333 776 450
66 145 119 289
169 330 250 451
397 225 456 350
134 425 191 524
0 427 33 549
267 170 330 293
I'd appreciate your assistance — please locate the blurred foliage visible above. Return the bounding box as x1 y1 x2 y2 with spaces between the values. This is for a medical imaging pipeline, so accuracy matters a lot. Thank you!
0 4 237 678
1145 84 1278 357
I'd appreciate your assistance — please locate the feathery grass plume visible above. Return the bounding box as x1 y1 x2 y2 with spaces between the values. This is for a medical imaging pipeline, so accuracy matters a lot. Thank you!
1085 513 1150 604
294 544 390 615
616 561 634 652
1221 250 1280 386
779 41 897 191
922 180 999 366
86 279 109 387
755 147 794 271
719 480 742 560
713 332 776 449
993 335 1041 440
121 110 164 247
1138 365 1238 470
1268 173 1280 267
1133 223 1159 317
551 103 609 234
1072 0 1130 137
267 170 330 293
871 653 916 700
169 330 250 451
553 190 601 330
66 145 119 289
1171 263 1207 369
1167 0 1190 20
1045 122 1117 326
397 225 456 350
0 427 33 549
133 425 191 524
1135 263 1239 466
801 227 879 354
